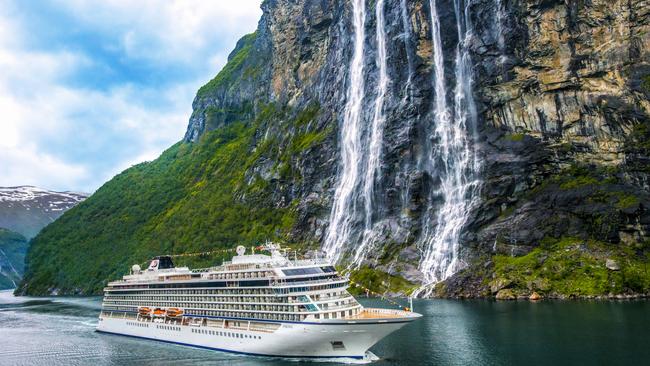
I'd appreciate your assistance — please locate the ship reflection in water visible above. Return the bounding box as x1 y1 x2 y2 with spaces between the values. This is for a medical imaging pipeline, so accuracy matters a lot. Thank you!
1 290 649 365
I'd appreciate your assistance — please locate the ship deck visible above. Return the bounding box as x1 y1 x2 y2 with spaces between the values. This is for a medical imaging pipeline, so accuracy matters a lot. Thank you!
345 308 421 321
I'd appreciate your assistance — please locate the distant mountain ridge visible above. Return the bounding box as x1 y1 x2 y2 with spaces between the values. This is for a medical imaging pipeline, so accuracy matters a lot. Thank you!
0 186 87 239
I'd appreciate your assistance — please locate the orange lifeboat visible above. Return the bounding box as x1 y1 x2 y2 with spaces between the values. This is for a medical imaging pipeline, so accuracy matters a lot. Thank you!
138 307 152 316
153 308 166 317
166 307 184 318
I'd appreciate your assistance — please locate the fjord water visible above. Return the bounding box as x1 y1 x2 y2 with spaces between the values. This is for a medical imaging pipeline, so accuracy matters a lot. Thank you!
1 291 648 366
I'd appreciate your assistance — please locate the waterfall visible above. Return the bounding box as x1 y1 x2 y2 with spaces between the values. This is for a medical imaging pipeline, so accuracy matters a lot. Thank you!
325 0 480 281
352 0 389 267
323 0 366 262
494 0 506 52
0 248 20 288
0 248 19 277
399 0 414 99
494 0 508 76
415 0 481 295
397 0 416 216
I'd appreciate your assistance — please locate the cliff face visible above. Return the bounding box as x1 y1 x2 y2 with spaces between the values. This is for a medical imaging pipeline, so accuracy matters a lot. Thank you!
179 0 650 296
19 0 650 297
454 0 650 297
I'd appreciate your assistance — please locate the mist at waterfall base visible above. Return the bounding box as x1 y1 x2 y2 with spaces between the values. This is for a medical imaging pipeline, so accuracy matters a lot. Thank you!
1 291 649 366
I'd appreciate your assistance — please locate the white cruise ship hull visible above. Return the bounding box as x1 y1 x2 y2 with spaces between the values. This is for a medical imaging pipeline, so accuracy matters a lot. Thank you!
97 316 408 359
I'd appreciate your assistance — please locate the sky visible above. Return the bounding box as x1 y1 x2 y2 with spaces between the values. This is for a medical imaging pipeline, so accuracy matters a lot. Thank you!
0 0 262 193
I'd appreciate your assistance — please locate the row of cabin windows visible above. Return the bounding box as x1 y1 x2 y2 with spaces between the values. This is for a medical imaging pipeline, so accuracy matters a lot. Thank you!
107 292 346 303
110 288 275 295
314 309 358 319
273 282 345 294
105 301 313 313
104 290 353 311
106 307 359 321
188 309 305 321
156 324 181 331
191 328 262 339
319 298 356 310
311 291 350 301
208 271 275 280
126 321 149 328
103 287 353 308
106 283 347 300
105 307 316 322
109 278 345 293
105 295 288 304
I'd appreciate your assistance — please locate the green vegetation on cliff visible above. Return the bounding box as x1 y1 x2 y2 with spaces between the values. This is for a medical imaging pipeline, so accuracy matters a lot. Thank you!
492 237 650 297
347 267 417 297
197 32 258 98
18 101 330 295
0 228 27 289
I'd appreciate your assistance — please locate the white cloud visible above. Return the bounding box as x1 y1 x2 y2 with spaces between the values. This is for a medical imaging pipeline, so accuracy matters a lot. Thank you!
0 1 262 192
0 74 191 191
55 0 262 63
0 144 88 191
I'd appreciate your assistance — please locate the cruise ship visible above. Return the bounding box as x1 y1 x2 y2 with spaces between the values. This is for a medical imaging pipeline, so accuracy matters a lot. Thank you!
96 243 421 360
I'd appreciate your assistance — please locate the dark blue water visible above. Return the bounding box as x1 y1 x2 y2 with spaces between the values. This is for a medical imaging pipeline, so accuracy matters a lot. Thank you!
0 290 648 365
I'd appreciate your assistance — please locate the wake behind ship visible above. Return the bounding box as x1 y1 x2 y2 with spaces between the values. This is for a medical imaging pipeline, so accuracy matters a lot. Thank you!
96 243 421 360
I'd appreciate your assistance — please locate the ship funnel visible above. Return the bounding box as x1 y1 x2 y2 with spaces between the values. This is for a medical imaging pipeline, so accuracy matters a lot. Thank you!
148 256 175 271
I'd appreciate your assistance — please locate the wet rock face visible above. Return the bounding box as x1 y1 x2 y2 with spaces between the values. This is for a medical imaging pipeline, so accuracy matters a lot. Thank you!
473 0 650 164
181 0 650 293
468 0 650 250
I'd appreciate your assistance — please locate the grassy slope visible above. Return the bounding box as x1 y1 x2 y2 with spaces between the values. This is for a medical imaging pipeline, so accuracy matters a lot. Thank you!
18 38 331 296
503 163 650 297
0 228 28 289
492 237 650 298
19 106 324 294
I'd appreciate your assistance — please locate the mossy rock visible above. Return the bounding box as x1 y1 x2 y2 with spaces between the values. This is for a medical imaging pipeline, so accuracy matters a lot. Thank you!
495 289 516 300
490 278 512 294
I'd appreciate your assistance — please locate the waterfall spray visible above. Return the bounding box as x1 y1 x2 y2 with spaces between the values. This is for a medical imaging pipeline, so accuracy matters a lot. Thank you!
399 0 414 100
415 0 481 296
323 0 366 262
352 0 389 267
397 0 418 218
494 0 506 53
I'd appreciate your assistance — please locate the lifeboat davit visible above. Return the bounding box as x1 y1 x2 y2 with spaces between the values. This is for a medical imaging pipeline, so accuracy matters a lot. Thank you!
153 308 166 317
166 307 184 317
138 307 152 316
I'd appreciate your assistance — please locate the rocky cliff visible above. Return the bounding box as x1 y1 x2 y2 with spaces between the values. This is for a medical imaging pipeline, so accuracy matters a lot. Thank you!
19 0 650 297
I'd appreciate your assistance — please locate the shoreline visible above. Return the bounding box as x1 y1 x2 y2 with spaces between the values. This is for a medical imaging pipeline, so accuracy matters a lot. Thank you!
5 289 650 302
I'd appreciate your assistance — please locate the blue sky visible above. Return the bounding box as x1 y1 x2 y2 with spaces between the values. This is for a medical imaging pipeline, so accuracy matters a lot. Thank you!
0 0 262 193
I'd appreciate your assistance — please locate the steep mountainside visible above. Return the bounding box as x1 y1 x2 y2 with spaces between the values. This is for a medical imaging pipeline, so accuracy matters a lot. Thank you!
0 186 87 238
18 0 650 298
0 228 27 290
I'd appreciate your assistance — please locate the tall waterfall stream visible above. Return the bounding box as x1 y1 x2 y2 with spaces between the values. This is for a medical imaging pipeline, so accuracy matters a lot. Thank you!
323 0 366 263
353 0 389 268
324 0 481 296
415 0 481 296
